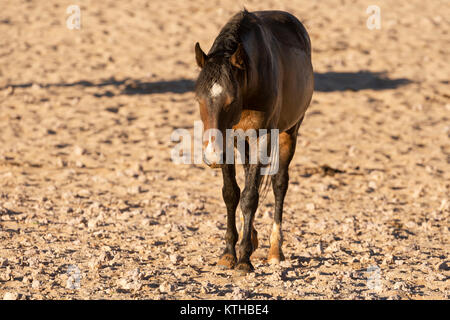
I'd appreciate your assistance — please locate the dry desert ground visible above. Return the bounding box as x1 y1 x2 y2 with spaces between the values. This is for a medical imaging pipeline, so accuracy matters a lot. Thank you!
0 0 449 299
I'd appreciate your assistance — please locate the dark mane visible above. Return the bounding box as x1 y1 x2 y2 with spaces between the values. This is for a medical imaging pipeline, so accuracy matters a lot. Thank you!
208 9 255 58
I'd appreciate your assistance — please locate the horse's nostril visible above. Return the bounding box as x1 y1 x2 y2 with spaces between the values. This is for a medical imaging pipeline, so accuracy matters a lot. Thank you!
203 150 223 166
203 154 211 166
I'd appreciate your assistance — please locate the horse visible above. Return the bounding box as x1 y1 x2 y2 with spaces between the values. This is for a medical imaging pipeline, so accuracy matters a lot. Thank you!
194 9 314 273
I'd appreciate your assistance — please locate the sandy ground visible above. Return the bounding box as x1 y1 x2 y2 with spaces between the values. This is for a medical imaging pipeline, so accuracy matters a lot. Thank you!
0 0 448 300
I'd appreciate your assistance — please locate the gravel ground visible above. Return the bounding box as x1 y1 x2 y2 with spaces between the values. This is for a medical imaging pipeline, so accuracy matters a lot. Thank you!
0 0 448 299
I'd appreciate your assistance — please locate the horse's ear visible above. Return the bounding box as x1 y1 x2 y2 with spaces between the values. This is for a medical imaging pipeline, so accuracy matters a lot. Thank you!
195 42 207 68
230 43 245 70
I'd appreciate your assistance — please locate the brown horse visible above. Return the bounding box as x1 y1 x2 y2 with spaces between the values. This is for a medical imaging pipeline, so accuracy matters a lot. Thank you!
194 9 314 273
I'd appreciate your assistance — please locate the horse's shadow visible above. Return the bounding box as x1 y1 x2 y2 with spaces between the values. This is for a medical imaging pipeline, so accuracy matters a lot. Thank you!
314 71 411 92
2 71 411 96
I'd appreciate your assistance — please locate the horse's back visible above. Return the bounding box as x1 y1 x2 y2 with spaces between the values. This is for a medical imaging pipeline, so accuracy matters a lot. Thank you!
253 10 311 55
254 11 314 132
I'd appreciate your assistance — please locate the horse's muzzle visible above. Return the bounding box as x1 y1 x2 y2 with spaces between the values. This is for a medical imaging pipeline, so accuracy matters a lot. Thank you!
203 149 224 168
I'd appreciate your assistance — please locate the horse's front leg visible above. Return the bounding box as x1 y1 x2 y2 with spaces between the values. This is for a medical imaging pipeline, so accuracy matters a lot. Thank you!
235 163 262 273
217 164 240 269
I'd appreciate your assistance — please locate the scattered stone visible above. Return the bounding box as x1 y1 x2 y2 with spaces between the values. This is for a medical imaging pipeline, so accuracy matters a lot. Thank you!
3 292 18 300
393 282 408 291
77 189 91 198
129 268 144 282
31 280 40 289
438 261 449 271
75 160 85 168
169 253 183 264
117 278 130 289
56 158 67 168
0 258 8 267
159 282 174 293
87 218 99 230
73 145 86 156
231 287 249 299
0 267 12 281
128 185 143 195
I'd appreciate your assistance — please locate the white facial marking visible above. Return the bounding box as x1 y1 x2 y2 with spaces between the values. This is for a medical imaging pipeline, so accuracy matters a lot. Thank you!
204 133 222 164
210 83 223 98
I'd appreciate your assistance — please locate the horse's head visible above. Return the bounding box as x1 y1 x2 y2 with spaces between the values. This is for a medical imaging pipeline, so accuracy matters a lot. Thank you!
194 42 246 168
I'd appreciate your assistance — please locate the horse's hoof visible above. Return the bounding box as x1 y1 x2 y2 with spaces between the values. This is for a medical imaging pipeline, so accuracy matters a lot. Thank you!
235 261 254 274
268 249 285 265
217 253 237 269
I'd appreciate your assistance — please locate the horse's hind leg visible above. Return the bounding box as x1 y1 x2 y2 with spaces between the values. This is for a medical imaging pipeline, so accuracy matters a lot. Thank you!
268 122 300 264
217 164 240 269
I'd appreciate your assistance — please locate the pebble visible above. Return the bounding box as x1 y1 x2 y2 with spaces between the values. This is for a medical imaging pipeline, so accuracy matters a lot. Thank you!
395 259 404 266
87 218 99 230
128 185 143 195
368 181 377 190
170 254 183 264
306 203 315 211
77 189 91 198
32 280 40 289
231 287 248 299
0 267 12 281
73 145 86 156
117 278 129 289
75 160 85 168
159 282 174 293
3 292 18 300
0 258 8 267
129 268 144 281
438 261 449 271
393 282 408 291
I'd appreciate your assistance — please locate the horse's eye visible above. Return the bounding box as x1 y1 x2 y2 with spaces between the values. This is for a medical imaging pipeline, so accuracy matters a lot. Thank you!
223 96 234 110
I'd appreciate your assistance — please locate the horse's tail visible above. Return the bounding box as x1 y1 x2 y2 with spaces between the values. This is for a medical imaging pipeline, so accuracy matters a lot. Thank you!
256 132 279 217
256 172 271 218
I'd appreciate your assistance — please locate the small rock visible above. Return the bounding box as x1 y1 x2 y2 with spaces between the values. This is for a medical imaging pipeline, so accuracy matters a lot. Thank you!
73 146 85 156
395 259 404 266
99 250 114 263
0 257 8 267
231 287 248 299
159 282 174 293
3 292 18 300
77 189 91 198
129 268 143 281
438 261 449 271
393 282 408 291
117 278 130 290
169 254 183 264
438 199 448 211
56 158 67 168
128 185 143 195
32 280 40 289
87 219 99 230
368 181 377 190
75 160 85 168
280 260 292 268
0 267 12 281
